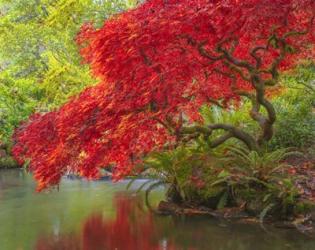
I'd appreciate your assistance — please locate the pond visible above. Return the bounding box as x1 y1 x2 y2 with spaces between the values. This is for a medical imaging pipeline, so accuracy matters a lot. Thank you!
0 169 314 250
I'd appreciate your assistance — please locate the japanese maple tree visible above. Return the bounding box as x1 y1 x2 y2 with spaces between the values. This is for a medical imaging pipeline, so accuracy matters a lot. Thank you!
13 0 315 190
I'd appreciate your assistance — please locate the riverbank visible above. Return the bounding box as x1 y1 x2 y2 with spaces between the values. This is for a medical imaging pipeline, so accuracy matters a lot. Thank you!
157 200 315 236
0 142 19 169
155 153 315 236
0 156 19 169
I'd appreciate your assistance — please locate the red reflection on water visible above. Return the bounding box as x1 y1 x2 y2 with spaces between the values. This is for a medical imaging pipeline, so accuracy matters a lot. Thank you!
36 194 178 250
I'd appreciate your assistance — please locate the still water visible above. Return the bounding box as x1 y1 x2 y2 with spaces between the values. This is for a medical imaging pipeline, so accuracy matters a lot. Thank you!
0 169 314 250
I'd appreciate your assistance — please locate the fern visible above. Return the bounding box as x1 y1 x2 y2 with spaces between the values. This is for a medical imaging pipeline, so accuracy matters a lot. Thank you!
259 203 274 225
126 177 138 190
144 181 165 210
217 191 229 209
135 179 155 193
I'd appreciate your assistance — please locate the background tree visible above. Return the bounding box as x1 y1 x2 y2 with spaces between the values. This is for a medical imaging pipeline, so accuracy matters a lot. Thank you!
13 0 315 190
0 0 132 143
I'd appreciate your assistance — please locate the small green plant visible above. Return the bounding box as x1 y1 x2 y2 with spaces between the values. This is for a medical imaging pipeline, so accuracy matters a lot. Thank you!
215 146 306 218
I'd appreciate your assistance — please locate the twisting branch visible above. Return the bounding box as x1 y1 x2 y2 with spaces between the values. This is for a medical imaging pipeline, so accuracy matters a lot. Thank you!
208 124 259 151
179 123 258 151
209 132 233 148
211 67 270 147
198 41 225 61
269 37 286 82
260 14 314 85
180 125 212 136
250 46 267 69
215 38 254 72
283 15 314 39
181 133 201 145
254 80 276 144
139 48 152 66
224 62 251 82
212 68 267 130
178 15 314 150
250 17 315 143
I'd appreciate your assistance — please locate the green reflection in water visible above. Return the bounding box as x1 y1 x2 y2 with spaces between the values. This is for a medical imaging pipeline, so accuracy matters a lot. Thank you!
0 169 314 250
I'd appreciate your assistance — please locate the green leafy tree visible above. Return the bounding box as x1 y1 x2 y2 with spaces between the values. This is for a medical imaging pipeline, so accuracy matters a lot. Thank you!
0 0 133 143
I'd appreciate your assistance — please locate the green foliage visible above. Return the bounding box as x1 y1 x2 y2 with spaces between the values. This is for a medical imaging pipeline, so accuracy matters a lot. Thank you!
210 145 310 218
140 138 237 208
270 64 315 150
0 76 38 142
222 146 299 180
142 143 218 205
271 95 315 149
141 139 311 218
200 103 253 128
0 156 18 168
0 0 132 143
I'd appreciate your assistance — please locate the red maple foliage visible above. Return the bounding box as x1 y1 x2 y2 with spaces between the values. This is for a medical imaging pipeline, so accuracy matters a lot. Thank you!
13 0 315 190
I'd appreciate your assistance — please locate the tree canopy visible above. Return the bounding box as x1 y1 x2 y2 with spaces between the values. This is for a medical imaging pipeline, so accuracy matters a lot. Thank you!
13 0 315 191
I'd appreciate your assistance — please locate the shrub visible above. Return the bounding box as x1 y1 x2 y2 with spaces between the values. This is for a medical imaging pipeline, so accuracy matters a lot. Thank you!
270 92 315 150
270 63 315 150
0 157 18 169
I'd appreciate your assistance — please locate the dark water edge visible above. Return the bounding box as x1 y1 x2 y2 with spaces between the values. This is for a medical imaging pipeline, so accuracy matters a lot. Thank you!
0 166 20 170
0 169 315 250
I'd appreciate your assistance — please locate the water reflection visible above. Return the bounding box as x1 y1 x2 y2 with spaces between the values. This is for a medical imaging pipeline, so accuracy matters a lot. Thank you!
34 193 315 250
35 194 178 250
1 170 315 250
